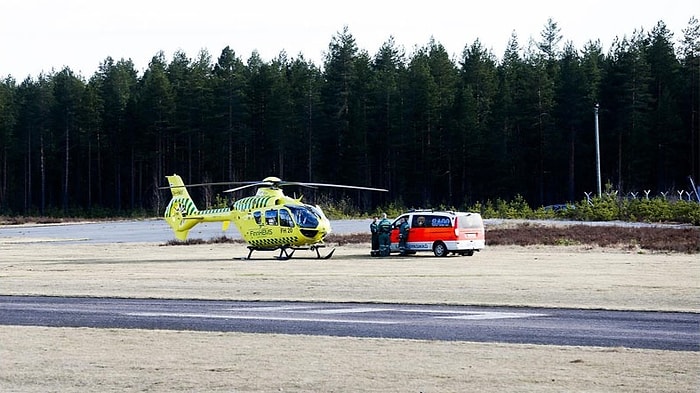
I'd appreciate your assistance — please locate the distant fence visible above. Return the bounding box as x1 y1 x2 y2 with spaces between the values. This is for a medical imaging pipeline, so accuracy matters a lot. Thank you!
584 188 700 205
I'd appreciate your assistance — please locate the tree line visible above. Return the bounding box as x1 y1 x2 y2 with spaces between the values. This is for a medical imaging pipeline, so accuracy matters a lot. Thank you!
0 18 699 217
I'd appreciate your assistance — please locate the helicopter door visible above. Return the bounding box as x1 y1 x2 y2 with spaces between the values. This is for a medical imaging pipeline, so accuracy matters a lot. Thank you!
265 209 295 237
279 209 294 227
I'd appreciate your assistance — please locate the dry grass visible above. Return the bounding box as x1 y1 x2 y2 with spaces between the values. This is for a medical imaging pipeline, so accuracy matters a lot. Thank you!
0 228 698 392
2 326 696 393
487 224 700 253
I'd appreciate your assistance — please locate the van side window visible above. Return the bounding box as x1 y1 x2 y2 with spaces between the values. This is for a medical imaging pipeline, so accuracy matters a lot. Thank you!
428 215 452 227
413 216 426 227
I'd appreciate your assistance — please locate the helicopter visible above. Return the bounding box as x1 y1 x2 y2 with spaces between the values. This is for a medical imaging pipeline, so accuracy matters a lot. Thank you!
161 174 387 260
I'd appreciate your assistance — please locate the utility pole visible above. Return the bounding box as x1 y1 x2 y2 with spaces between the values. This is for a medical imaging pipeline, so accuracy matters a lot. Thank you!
594 103 602 198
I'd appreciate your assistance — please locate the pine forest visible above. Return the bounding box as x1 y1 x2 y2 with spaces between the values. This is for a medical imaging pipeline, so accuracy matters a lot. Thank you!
0 19 699 217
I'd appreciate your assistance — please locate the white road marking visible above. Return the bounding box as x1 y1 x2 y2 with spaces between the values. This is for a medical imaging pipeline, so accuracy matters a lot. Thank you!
301 307 393 314
222 306 319 312
437 312 549 320
124 306 547 323
123 312 396 324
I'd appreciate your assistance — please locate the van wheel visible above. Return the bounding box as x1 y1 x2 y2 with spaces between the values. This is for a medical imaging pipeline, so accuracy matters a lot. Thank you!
433 242 448 257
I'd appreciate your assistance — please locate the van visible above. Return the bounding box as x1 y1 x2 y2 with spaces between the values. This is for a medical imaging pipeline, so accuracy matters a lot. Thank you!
389 210 485 257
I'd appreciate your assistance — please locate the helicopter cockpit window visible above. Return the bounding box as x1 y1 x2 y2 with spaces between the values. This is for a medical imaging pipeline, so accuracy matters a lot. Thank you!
253 211 262 225
287 205 319 229
265 210 278 226
279 209 294 227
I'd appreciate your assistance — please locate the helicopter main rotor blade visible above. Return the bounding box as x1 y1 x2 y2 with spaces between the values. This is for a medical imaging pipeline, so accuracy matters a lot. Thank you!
224 181 318 193
223 181 387 193
296 182 388 192
161 177 388 193
276 182 318 190
224 183 271 193
158 181 256 190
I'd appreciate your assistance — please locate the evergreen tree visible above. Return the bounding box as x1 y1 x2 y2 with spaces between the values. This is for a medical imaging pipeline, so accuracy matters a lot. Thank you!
680 17 700 181
16 75 55 214
370 37 406 192
245 50 277 178
212 46 247 180
457 39 497 204
267 52 295 178
578 40 605 196
52 67 86 212
139 52 175 207
94 57 138 208
647 21 684 190
0 77 17 211
529 19 562 205
78 79 102 209
286 56 322 182
555 42 587 201
319 26 361 184
494 32 528 198
603 32 654 191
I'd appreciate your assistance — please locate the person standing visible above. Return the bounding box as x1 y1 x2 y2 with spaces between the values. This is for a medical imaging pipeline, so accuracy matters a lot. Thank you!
369 216 379 256
398 216 410 255
378 213 393 257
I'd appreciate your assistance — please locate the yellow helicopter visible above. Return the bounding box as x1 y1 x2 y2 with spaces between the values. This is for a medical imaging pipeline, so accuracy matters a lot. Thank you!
162 174 387 259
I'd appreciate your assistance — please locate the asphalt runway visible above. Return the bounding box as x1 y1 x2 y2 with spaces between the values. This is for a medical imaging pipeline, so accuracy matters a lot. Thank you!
1 296 698 351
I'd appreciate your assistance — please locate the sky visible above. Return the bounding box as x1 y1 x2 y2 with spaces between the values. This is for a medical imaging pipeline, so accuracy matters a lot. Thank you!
1 0 697 79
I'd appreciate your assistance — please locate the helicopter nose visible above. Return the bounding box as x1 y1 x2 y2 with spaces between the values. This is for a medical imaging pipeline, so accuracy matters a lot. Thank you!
318 219 332 235
302 226 330 240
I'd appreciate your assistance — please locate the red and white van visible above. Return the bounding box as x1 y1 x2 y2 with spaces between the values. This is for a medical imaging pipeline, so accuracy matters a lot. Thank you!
389 210 485 257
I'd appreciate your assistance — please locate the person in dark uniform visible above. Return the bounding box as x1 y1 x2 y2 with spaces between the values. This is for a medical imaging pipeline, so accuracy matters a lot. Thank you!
369 216 379 256
377 213 393 257
398 216 410 255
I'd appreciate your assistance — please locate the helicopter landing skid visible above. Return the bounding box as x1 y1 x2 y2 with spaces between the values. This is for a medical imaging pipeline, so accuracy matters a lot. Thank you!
245 245 335 260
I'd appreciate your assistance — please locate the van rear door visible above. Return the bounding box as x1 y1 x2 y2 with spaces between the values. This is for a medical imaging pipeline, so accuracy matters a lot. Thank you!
455 213 485 249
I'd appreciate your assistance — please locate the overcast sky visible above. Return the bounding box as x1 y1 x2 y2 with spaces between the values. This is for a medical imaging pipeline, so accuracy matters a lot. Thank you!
1 0 697 79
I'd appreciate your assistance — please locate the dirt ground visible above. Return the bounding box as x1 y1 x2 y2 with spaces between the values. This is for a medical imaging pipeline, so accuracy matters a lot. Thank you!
0 239 698 392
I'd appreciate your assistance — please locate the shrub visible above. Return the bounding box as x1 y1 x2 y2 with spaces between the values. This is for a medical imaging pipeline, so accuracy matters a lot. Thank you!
671 200 700 225
626 198 672 222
